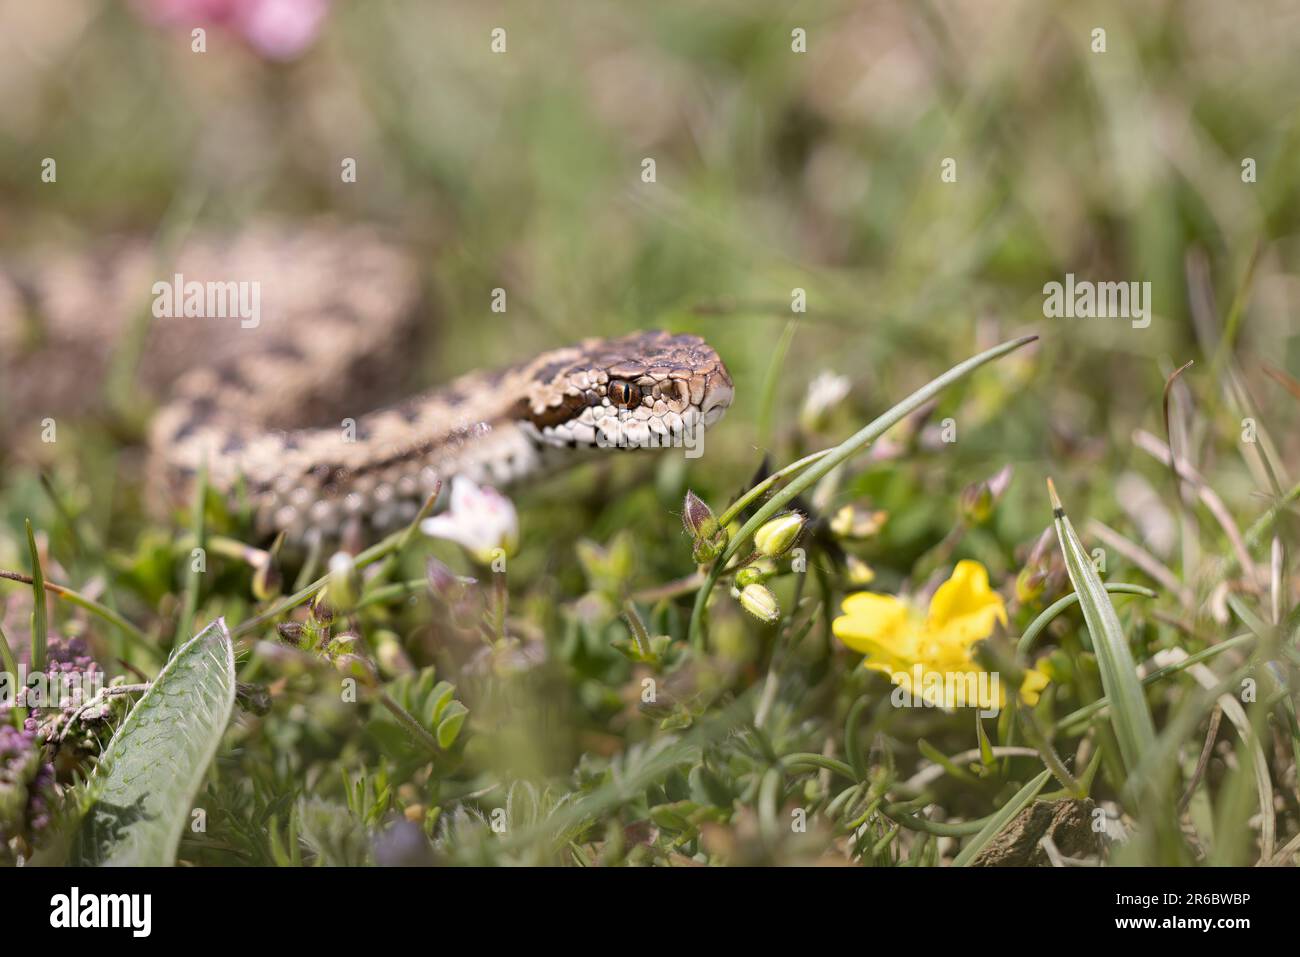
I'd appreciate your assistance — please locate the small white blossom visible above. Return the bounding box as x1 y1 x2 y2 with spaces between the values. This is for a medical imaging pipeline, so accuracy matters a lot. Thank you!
421 477 519 565
800 371 851 433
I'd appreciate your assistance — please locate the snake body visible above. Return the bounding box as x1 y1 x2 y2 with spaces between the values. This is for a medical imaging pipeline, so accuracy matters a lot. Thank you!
0 223 733 543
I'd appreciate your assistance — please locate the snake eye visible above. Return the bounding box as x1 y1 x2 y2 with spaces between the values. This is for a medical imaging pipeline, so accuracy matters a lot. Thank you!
609 380 639 408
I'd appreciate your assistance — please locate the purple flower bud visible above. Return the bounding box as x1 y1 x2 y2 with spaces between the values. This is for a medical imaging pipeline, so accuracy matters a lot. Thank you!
683 491 728 563
682 490 717 539
426 557 465 603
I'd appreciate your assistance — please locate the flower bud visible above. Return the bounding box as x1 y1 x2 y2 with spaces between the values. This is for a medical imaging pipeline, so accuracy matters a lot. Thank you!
1014 566 1049 606
327 551 360 612
845 555 876 586
310 589 335 625
683 490 728 563
799 371 851 434
426 557 465 604
692 534 726 565
736 583 780 624
251 555 283 601
276 622 304 645
374 629 414 678
959 465 1013 526
333 652 378 688
754 512 805 558
682 490 717 539
830 504 887 539
959 484 994 526
235 681 273 716
735 559 776 588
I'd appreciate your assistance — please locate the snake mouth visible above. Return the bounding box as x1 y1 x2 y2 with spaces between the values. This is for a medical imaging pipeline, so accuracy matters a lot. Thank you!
700 368 734 428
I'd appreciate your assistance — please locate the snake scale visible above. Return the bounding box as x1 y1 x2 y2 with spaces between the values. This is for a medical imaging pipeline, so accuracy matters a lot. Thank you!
0 222 733 544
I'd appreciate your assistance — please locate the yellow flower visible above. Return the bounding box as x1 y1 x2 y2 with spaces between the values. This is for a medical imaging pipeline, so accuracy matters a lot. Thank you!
833 560 1047 709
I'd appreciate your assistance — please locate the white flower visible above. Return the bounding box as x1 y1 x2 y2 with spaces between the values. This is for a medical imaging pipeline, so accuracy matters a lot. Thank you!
800 371 851 433
421 477 519 565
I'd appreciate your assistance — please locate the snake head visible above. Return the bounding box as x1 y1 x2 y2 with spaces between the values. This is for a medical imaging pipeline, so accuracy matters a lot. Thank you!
518 331 733 452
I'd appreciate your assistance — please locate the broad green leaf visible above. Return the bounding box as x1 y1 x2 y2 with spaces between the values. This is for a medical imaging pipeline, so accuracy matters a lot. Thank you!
74 618 236 866
1048 481 1157 774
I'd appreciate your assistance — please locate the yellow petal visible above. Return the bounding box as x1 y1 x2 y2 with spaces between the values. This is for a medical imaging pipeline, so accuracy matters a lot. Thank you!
1018 661 1052 706
889 665 942 707
925 560 1007 645
833 592 912 659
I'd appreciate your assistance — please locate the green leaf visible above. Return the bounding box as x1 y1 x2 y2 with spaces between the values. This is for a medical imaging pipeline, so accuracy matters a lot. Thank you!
1047 480 1156 774
919 739 978 783
437 701 469 749
952 768 1052 866
427 680 456 724
74 618 236 866
975 714 995 768
369 667 468 760
844 695 870 780
297 798 371 866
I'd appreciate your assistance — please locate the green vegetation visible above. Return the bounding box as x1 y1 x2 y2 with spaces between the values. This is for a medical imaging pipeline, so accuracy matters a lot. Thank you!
1 1 1297 866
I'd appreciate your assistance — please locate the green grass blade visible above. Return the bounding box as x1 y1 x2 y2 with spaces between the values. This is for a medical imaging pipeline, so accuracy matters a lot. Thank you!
26 519 47 673
0 619 17 682
74 617 236 866
0 620 21 725
1054 633 1253 732
952 768 1052 866
1016 582 1157 656
1047 480 1157 773
756 317 799 447
174 459 208 647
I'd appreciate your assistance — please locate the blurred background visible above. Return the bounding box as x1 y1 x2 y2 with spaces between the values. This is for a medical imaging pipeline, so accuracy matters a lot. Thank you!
1 0 1298 864
4 0 1300 686
2 0 1297 511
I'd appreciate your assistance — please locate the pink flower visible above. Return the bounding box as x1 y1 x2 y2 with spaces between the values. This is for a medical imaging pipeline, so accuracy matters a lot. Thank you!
135 0 330 61
421 477 520 566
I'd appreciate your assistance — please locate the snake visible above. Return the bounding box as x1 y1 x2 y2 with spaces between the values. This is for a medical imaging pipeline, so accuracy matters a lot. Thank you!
0 222 734 544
